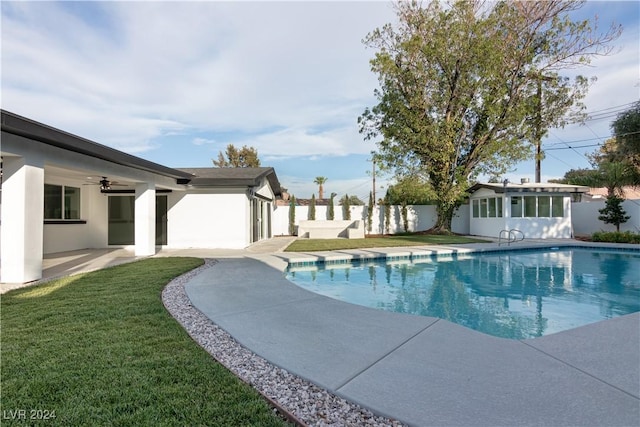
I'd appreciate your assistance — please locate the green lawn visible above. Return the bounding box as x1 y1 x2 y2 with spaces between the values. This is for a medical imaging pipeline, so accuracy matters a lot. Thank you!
1 258 289 427
285 234 489 252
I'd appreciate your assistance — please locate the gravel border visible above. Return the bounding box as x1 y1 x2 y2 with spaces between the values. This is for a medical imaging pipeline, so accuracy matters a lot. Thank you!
162 259 406 427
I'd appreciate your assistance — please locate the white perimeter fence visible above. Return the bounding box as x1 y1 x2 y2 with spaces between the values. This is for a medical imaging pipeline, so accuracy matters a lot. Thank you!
571 199 640 236
273 204 470 236
273 199 640 237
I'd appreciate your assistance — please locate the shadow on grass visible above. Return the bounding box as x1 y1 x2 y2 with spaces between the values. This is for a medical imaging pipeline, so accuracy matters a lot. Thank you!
1 258 290 426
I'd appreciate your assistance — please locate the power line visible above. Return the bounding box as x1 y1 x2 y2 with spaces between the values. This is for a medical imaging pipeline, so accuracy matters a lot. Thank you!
544 150 579 169
545 143 602 151
543 130 640 147
586 101 636 115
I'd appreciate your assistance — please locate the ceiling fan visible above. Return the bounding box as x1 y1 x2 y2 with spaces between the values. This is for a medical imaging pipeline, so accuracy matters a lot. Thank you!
83 176 126 190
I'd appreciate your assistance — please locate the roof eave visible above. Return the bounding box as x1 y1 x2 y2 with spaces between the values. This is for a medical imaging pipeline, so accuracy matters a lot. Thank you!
1 110 193 181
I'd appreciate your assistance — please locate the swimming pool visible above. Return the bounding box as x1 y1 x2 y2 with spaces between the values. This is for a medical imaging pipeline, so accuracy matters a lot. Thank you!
286 247 640 339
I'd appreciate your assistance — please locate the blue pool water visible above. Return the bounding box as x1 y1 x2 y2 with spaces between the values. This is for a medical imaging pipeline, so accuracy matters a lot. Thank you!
286 248 640 339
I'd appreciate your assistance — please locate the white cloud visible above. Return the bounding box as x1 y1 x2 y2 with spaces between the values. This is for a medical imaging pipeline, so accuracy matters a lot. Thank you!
192 137 216 146
1 1 393 159
231 123 372 159
1 0 636 186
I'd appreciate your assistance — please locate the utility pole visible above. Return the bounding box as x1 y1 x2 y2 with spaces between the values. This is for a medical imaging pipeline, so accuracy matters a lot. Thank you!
535 77 542 183
533 73 554 183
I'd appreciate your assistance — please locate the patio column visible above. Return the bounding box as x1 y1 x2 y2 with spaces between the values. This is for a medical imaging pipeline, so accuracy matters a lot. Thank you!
1 156 45 283
134 182 156 256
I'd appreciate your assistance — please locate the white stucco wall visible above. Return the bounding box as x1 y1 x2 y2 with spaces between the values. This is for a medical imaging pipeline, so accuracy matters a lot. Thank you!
572 199 640 235
505 216 573 239
470 217 505 238
167 190 249 249
273 204 469 236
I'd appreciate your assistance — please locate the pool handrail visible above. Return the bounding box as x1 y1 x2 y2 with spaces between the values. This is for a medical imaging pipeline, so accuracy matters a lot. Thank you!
498 229 525 246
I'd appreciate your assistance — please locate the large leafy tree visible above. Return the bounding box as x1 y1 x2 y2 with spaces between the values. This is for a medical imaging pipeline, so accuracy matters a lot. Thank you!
359 0 620 233
585 102 640 196
386 175 436 205
610 101 640 171
213 144 261 167
548 168 599 186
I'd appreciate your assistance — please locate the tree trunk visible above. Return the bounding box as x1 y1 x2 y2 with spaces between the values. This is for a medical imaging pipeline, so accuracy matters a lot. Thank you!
433 203 455 234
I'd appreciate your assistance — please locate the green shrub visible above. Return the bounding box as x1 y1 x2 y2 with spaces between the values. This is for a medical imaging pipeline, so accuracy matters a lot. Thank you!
591 230 640 244
288 196 296 235
308 194 316 220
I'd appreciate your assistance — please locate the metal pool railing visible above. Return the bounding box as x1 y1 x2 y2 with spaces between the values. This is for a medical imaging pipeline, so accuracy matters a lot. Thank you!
498 229 525 246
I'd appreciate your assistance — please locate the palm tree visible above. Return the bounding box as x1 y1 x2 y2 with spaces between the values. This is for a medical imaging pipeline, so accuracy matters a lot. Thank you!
597 161 640 198
314 176 328 200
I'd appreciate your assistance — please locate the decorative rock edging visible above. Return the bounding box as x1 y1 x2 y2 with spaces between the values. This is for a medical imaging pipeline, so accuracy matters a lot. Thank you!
162 259 406 427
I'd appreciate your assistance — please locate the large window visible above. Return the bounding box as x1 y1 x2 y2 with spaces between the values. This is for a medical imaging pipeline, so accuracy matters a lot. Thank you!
511 195 564 218
538 196 551 217
472 197 503 218
44 184 80 220
511 196 523 218
551 196 564 217
524 196 537 217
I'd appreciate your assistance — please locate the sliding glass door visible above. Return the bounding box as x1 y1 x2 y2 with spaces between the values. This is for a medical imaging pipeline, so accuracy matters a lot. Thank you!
108 195 168 246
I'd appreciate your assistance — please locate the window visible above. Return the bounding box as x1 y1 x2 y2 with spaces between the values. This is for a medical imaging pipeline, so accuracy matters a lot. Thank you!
488 197 497 217
44 184 81 220
524 196 537 217
511 195 565 218
511 196 523 218
473 197 504 218
538 196 551 217
480 198 488 217
552 196 564 217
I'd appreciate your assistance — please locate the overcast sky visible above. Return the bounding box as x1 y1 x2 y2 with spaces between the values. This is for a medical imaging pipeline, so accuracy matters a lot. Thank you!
2 1 638 200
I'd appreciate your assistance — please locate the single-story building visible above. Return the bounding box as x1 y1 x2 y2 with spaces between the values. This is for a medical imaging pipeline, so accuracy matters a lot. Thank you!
1 110 282 283
468 181 589 240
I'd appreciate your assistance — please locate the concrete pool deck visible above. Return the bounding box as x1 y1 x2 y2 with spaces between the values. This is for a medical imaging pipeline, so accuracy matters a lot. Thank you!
3 239 638 425
185 240 640 427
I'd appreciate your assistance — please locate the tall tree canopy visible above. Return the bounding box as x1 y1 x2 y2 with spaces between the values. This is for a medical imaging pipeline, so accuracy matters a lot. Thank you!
611 101 640 170
359 0 620 232
386 175 436 205
213 144 261 167
583 102 640 196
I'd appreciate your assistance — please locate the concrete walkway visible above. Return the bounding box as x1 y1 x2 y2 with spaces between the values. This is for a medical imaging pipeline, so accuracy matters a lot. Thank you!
0 237 296 293
184 240 640 427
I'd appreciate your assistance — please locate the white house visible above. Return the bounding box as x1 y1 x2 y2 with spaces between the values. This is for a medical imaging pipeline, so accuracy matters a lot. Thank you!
0 110 282 283
468 181 589 240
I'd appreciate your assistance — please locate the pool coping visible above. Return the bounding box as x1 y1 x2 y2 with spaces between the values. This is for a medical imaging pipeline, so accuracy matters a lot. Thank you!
284 240 640 269
185 240 640 426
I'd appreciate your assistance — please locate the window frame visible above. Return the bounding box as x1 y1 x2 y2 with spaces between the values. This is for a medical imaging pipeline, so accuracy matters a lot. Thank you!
44 183 83 222
551 196 564 217
510 194 566 218
538 195 551 217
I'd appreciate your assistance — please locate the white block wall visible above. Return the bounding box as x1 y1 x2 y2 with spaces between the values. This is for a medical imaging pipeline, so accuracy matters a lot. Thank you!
272 204 470 236
167 191 249 249
572 199 640 235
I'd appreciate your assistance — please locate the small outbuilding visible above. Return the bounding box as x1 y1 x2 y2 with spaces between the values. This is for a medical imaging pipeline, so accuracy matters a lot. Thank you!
468 181 589 240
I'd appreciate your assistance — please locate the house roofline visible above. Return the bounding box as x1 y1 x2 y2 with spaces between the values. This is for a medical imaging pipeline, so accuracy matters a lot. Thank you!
1 110 193 182
468 182 589 194
178 167 282 197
